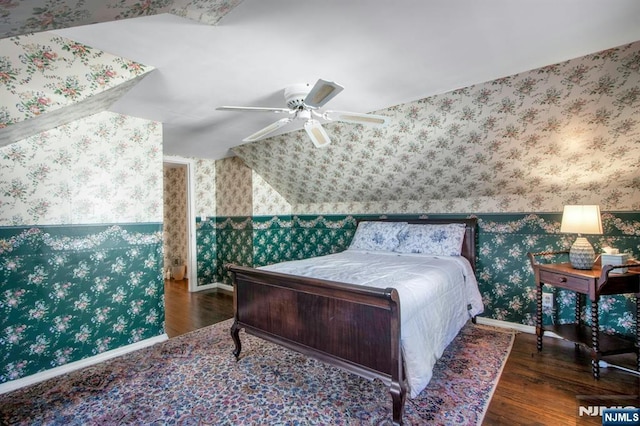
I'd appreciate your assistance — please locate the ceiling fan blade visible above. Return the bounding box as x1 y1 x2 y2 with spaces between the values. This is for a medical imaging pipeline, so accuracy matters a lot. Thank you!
217 106 291 113
304 119 331 148
243 118 292 142
322 110 389 126
303 79 344 109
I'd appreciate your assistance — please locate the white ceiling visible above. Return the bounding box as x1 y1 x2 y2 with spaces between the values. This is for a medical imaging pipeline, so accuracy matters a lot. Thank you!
52 0 640 160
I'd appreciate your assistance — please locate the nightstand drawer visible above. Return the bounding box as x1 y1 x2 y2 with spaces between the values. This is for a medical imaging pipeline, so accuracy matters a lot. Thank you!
539 269 590 293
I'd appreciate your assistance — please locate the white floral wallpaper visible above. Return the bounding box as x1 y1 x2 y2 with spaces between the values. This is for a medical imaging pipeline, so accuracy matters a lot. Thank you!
0 111 163 225
163 166 188 270
0 0 242 38
234 41 640 215
0 32 153 145
210 157 291 217
252 170 291 217
194 157 216 218
215 156 251 217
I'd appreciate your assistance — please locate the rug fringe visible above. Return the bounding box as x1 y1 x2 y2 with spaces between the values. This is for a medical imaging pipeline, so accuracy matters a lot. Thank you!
473 322 520 335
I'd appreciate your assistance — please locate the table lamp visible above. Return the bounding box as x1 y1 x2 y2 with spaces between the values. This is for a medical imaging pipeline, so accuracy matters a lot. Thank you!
560 205 603 270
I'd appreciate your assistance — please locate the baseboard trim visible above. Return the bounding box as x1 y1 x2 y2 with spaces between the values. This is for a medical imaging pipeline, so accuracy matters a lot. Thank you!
475 317 560 339
191 282 233 293
191 282 217 291
216 282 234 293
0 333 168 395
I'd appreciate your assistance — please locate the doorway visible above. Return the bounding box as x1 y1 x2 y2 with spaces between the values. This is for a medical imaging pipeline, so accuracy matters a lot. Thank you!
162 157 197 292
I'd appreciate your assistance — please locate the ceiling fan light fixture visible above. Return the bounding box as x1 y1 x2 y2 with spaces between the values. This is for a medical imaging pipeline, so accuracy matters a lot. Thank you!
304 119 331 148
217 106 291 113
311 85 336 105
324 111 389 126
339 114 386 125
243 118 291 142
303 79 344 108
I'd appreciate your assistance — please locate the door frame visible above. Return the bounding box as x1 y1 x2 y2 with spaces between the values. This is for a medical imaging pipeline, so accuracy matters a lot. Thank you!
163 156 198 292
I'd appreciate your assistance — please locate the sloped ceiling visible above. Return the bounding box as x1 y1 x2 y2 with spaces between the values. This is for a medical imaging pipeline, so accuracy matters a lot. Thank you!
0 0 239 147
234 41 640 213
45 1 640 160
0 32 154 147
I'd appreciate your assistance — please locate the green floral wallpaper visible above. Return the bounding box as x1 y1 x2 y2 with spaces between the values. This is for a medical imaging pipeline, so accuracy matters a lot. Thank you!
253 216 292 267
216 211 640 339
290 215 357 260
215 217 253 284
0 108 163 386
0 224 163 384
196 217 217 287
478 212 639 334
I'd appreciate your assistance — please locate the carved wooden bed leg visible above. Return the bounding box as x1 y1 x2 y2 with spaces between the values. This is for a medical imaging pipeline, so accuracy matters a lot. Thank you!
230 320 242 359
390 381 406 425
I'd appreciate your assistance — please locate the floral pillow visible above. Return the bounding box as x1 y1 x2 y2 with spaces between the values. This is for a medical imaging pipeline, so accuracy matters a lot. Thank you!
348 221 408 252
394 223 466 256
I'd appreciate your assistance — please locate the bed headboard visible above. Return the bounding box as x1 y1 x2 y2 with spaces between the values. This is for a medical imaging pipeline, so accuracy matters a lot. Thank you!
356 217 478 273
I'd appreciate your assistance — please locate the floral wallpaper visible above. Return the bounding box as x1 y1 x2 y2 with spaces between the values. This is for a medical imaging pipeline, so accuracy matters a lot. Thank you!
215 156 252 217
0 223 163 384
211 158 292 284
215 216 252 284
163 166 187 273
0 111 163 226
158 156 290 287
0 110 164 385
252 170 291 217
477 212 640 335
0 0 242 38
194 157 216 218
0 32 153 145
196 216 217 286
233 41 640 214
253 215 292 267
192 157 217 286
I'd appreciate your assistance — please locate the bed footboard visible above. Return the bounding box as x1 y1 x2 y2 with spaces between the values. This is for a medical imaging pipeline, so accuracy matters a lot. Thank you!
226 264 407 425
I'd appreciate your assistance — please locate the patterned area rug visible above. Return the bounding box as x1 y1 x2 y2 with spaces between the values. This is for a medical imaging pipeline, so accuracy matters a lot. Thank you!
0 319 514 425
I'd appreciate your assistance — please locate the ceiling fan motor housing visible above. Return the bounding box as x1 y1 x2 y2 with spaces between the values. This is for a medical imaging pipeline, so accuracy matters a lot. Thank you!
284 83 312 109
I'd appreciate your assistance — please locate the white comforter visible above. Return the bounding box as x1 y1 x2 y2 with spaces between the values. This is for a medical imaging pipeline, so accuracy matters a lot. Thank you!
260 249 484 398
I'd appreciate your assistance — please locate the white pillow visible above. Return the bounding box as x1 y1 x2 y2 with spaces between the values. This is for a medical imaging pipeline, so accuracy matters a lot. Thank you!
349 221 408 252
394 223 466 256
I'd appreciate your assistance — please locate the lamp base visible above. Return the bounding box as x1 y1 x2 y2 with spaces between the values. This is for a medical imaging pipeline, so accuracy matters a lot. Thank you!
569 237 596 270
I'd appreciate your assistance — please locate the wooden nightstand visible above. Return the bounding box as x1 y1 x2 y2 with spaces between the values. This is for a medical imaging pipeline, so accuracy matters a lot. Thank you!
528 251 640 379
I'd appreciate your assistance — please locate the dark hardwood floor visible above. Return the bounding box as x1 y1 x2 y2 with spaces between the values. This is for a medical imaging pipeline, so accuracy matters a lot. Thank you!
164 280 639 425
164 278 234 338
485 332 639 425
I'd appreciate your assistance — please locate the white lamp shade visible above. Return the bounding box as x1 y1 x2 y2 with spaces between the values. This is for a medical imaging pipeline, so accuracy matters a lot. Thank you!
560 205 603 235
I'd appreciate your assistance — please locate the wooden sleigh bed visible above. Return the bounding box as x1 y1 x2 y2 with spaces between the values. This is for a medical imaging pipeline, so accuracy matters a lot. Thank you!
226 218 480 425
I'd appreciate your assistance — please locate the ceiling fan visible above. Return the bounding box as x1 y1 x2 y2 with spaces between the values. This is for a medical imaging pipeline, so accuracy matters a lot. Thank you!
216 79 389 148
